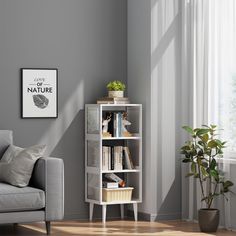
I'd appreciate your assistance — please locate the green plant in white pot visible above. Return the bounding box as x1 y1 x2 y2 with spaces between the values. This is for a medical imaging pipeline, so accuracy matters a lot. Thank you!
181 125 234 232
106 80 126 98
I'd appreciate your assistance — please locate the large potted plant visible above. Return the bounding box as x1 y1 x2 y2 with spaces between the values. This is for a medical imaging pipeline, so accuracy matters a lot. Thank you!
181 125 234 232
106 80 126 98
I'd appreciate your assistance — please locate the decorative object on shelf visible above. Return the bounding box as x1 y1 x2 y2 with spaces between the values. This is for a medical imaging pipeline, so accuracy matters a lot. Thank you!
21 68 58 118
121 112 132 137
106 80 126 98
181 125 234 233
97 97 130 104
104 173 126 187
105 111 132 138
102 113 112 137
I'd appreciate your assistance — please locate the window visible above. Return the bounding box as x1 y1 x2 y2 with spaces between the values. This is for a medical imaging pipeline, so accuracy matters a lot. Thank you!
208 0 236 153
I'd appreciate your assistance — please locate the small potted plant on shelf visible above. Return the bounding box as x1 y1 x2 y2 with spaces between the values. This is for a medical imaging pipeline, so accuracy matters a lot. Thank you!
106 80 126 98
181 125 234 232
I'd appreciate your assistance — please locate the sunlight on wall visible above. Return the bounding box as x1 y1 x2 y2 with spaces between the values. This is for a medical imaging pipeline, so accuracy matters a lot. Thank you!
161 38 176 201
151 0 178 53
38 80 84 156
151 0 178 203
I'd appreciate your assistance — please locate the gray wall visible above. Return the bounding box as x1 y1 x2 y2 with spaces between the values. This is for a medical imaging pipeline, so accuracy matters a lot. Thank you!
127 0 153 216
0 0 183 221
128 0 182 220
0 0 127 220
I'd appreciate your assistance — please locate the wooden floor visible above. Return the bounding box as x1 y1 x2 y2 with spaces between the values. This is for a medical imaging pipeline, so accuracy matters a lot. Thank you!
0 220 235 236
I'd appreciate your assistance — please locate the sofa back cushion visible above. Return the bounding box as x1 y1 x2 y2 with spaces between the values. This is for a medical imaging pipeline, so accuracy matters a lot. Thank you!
0 131 13 159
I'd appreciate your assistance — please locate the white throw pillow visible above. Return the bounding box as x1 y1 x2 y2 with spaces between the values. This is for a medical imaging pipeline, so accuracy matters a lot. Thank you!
0 145 46 187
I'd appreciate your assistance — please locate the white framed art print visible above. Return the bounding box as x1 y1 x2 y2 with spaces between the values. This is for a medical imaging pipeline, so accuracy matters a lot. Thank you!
21 68 58 118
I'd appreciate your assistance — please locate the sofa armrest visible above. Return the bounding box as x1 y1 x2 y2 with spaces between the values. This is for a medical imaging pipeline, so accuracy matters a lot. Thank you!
31 157 64 221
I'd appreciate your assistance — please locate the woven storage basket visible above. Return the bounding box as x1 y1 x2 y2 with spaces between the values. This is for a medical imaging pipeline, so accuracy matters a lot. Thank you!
102 187 134 202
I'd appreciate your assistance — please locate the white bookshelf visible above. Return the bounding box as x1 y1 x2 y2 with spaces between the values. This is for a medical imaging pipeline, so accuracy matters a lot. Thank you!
85 104 142 223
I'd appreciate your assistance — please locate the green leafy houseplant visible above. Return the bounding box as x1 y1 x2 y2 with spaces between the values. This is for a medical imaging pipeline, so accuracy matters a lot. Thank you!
181 125 233 209
106 80 126 91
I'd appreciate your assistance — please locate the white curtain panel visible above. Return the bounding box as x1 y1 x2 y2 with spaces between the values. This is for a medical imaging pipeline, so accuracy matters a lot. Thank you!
181 0 236 229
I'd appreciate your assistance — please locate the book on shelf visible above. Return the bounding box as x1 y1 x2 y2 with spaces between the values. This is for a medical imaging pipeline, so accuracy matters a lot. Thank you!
114 146 123 170
97 97 130 104
102 181 119 189
102 145 135 171
102 146 109 171
113 112 122 137
123 146 134 169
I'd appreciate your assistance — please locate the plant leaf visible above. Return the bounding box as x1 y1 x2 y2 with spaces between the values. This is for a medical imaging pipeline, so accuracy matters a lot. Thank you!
210 159 217 170
208 140 217 148
210 169 218 179
196 129 210 136
182 126 194 135
201 166 208 177
191 162 196 174
201 133 209 143
224 180 234 188
201 161 208 168
185 173 195 178
182 158 191 163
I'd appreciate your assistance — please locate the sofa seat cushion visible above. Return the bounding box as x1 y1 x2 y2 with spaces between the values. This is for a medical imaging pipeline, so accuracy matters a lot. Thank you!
0 182 45 213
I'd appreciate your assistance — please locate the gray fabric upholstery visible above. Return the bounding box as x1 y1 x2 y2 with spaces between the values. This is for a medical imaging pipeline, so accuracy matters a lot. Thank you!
0 145 46 187
0 130 64 227
0 182 45 213
0 211 45 224
1 145 23 163
0 130 13 158
31 157 64 221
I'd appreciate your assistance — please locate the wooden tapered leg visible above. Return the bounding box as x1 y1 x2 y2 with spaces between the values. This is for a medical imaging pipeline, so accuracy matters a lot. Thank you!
45 221 51 235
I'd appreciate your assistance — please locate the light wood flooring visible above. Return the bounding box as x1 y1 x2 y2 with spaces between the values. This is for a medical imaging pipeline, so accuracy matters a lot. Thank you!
0 220 235 235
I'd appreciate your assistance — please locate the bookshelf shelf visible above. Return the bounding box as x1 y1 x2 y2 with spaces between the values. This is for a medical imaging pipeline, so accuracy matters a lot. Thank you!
85 104 142 223
101 199 141 205
102 136 141 140
102 169 140 173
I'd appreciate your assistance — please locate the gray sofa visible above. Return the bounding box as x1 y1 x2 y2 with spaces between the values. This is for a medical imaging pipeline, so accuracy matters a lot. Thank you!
0 130 64 234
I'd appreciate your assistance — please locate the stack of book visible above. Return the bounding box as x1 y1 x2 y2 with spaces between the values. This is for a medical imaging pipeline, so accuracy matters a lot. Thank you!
102 146 134 171
97 97 130 104
102 181 119 189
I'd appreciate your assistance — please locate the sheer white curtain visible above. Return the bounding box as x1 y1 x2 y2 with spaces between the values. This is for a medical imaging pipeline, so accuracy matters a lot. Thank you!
181 0 209 221
182 0 236 228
